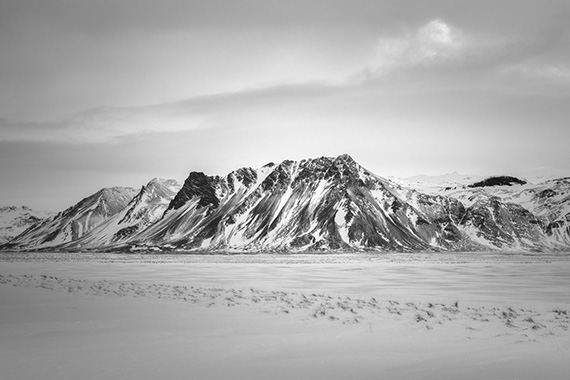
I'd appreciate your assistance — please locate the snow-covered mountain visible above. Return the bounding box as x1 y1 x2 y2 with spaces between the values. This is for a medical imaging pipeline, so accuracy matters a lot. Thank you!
124 155 473 251
120 155 570 252
0 206 53 244
3 187 139 250
61 178 180 249
425 176 570 250
1 155 569 252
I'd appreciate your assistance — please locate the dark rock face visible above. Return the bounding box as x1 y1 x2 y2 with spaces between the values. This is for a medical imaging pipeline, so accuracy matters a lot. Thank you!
469 176 527 188
169 172 220 211
262 160 295 191
461 197 542 248
226 168 257 193
115 225 140 240
538 189 556 199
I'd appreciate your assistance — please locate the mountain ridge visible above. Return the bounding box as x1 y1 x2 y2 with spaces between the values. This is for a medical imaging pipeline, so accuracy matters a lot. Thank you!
3 186 139 250
2 154 569 253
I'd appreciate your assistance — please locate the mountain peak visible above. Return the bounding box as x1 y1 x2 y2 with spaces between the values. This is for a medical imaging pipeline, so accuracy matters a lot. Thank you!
335 153 356 164
145 178 180 190
0 206 31 213
4 186 138 249
147 177 169 185
168 172 219 211
301 154 357 166
99 186 138 198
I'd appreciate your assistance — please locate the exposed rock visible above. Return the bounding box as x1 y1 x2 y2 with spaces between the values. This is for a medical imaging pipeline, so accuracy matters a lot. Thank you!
469 176 527 188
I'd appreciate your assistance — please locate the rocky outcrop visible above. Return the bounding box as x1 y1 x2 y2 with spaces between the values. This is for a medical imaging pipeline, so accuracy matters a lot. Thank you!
469 176 527 188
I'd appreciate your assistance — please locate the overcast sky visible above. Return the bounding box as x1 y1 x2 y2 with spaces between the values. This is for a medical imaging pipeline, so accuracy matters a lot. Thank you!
1 0 570 211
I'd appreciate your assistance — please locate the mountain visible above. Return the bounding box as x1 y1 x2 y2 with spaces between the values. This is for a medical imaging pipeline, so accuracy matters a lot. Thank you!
3 187 139 250
126 156 570 252
430 176 570 250
60 179 181 249
0 206 53 244
119 154 471 251
1 155 569 253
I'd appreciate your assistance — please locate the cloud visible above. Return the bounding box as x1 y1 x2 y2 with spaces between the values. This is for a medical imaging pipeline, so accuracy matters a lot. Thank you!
356 14 570 100
2 15 567 146
367 19 465 76
503 64 570 82
0 108 209 144
0 81 341 144
415 19 464 60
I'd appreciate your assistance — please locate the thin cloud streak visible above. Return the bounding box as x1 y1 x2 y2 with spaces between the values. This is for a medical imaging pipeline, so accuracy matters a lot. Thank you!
4 17 567 145
0 82 343 144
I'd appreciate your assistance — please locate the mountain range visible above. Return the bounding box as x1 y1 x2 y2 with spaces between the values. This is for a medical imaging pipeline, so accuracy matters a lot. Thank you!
2 154 569 253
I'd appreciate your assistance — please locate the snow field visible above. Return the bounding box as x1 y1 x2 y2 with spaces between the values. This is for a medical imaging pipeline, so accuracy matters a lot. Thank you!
1 252 570 380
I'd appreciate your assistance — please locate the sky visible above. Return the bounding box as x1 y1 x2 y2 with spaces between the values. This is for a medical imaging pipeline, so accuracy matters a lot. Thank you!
1 0 570 211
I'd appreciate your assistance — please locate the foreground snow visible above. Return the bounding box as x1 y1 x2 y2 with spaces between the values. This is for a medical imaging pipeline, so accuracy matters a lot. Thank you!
1 252 569 380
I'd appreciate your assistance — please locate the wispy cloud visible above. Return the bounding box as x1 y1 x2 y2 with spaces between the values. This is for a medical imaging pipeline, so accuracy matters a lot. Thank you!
503 64 570 82
0 107 210 144
366 19 465 76
0 82 340 144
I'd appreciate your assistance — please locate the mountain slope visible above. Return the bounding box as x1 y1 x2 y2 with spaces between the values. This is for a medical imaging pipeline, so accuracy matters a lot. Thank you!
61 179 180 249
3 187 138 250
448 177 570 249
0 206 53 244
393 175 570 250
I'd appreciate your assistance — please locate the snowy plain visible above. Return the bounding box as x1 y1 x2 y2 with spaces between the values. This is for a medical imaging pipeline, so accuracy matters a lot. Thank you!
1 251 569 380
